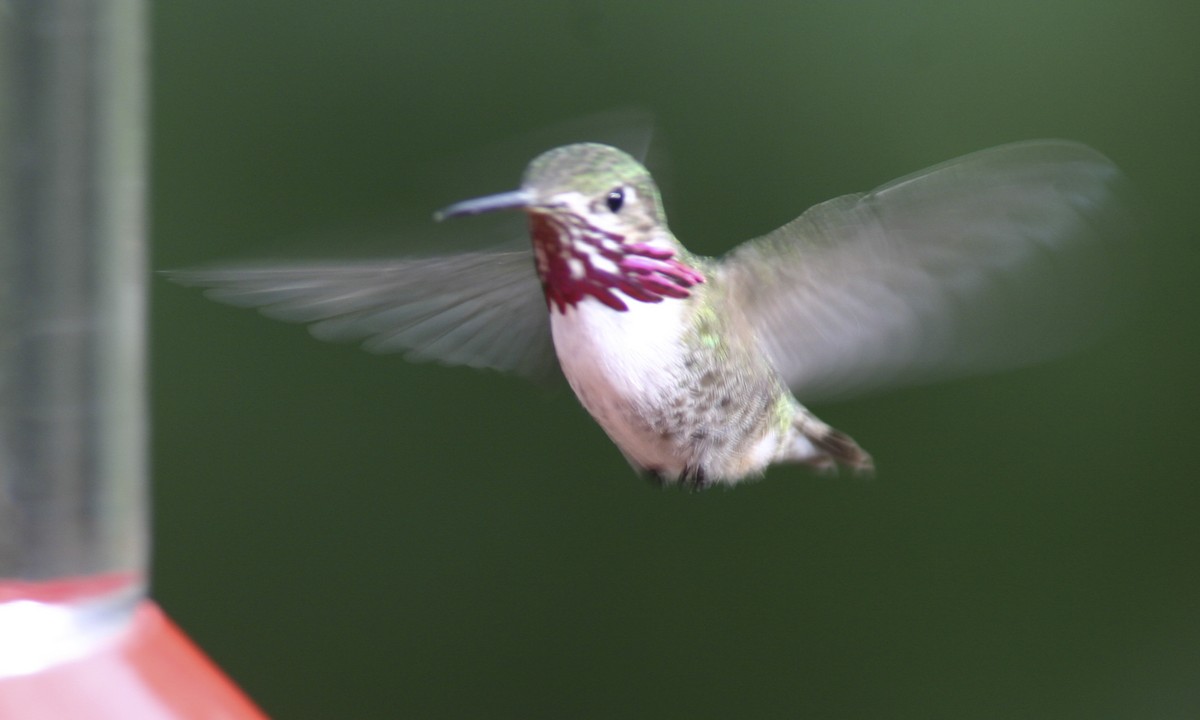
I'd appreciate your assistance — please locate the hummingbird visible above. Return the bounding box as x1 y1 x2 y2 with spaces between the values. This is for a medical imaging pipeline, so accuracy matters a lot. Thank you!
172 139 1128 488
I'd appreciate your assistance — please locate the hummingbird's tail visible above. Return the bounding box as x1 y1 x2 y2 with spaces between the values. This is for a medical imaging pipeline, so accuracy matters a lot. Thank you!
786 409 874 475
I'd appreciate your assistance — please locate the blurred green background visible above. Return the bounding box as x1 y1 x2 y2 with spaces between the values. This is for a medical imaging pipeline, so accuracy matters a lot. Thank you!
152 2 1199 718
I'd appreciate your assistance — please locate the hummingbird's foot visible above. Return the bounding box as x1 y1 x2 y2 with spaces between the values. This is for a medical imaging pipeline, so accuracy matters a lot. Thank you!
680 464 710 491
641 465 711 490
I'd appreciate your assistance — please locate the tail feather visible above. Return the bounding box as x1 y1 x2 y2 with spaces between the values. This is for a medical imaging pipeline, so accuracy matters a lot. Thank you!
787 410 874 474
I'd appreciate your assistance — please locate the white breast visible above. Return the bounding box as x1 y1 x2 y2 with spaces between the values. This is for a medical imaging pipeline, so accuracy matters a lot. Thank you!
550 295 689 470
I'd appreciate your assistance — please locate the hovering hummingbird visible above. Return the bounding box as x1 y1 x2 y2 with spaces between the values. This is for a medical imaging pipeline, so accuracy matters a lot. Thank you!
173 140 1128 488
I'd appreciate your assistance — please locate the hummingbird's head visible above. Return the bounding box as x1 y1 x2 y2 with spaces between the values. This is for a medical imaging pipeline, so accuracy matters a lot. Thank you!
521 143 667 230
436 143 704 313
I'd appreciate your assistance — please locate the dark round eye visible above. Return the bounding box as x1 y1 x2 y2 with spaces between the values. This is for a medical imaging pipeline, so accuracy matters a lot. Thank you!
605 188 625 213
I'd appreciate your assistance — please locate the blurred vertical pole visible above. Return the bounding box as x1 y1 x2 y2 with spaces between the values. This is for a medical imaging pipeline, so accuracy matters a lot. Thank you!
0 0 147 661
0 1 265 716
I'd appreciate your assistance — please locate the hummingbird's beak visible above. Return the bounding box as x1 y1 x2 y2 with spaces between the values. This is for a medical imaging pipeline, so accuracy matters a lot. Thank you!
433 189 533 222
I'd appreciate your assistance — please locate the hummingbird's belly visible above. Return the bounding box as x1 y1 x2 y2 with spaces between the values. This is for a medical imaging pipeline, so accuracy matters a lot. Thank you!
550 296 695 474
549 296 789 482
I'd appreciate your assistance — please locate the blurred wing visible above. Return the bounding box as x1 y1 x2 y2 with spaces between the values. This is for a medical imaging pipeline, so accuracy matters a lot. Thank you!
721 140 1132 401
169 248 559 379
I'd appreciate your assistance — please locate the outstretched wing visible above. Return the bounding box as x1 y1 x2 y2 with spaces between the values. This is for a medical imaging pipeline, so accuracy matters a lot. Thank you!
720 140 1132 401
169 248 558 379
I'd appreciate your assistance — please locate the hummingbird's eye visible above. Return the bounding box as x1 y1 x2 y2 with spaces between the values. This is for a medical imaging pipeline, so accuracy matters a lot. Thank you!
605 188 625 213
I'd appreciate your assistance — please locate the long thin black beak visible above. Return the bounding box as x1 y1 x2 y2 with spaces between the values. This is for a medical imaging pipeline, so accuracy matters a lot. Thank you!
433 189 533 222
